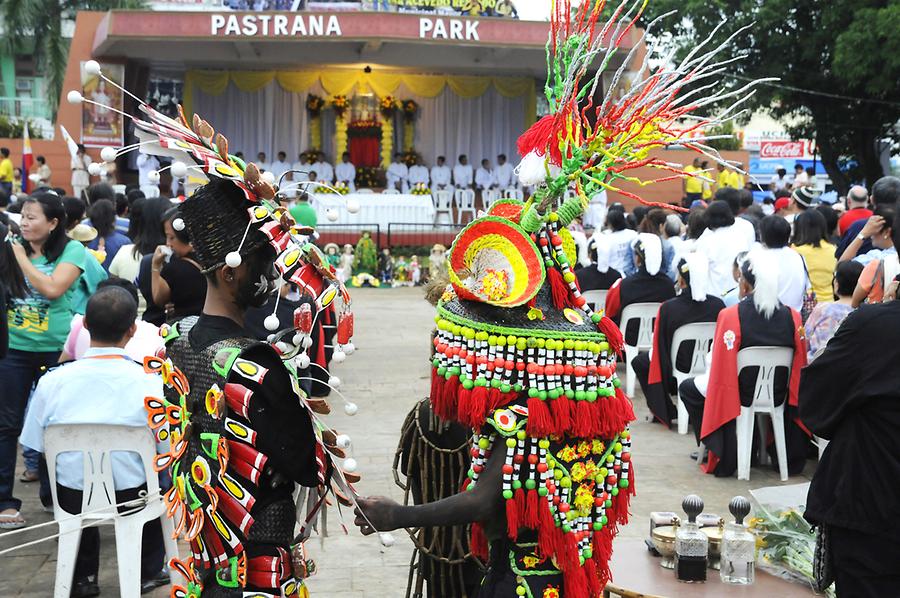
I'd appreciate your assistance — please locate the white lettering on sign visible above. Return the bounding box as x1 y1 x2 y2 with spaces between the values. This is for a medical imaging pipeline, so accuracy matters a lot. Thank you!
211 14 343 37
418 17 480 41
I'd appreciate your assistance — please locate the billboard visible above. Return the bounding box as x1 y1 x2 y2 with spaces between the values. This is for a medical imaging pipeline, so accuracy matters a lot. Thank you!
80 62 125 148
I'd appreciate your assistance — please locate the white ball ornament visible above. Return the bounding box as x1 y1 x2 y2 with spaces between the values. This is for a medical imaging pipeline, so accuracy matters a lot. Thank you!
88 162 102 176
293 333 305 345
84 60 102 76
172 218 185 231
267 334 277 343
170 161 188 178
379 533 396 548
325 208 339 222
294 353 311 369
261 171 276 185
100 146 118 162
342 457 358 473
66 90 83 104
225 251 243 268
343 402 358 416
148 170 161 184
331 350 346 364
343 342 356 355
301 335 313 349
346 198 360 214
275 341 290 353
328 375 341 388
264 314 281 331
336 434 351 449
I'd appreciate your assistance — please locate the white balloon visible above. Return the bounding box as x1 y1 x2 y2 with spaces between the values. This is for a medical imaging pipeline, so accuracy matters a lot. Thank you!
335 434 351 449
343 402 358 416
264 314 281 331
28 173 40 182
275 341 291 353
342 457 358 473
345 198 360 214
100 146 118 162
225 251 242 268
379 532 395 547
148 170 161 184
343 342 356 355
84 60 102 76
301 335 313 349
331 350 346 364
267 334 277 343
172 218 185 231
170 161 188 178
328 375 341 388
294 353 311 369
87 162 102 176
325 208 339 222
261 171 276 185
66 90 83 104
292 333 305 346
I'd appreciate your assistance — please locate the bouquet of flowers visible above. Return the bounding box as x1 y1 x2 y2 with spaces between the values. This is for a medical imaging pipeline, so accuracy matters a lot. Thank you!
306 94 325 117
410 182 431 196
332 95 349 118
299 149 318 165
333 181 350 195
348 120 382 138
402 99 419 123
355 166 381 189
379 96 399 118
401 151 420 167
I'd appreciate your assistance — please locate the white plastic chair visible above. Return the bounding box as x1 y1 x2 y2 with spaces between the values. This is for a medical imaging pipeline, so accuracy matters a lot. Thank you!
481 189 498 209
433 190 453 225
619 302 661 397
356 188 374 194
45 424 179 598
581 289 608 313
735 346 794 481
454 189 476 224
503 188 524 201
671 322 717 435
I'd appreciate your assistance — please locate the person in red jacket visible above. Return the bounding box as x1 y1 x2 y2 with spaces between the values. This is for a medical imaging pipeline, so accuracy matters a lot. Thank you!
678 249 810 477
837 185 871 236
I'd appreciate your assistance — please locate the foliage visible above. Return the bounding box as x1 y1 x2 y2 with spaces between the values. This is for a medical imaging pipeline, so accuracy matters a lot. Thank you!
640 0 900 193
401 99 419 122
379 96 399 118
331 95 349 118
704 121 741 152
306 94 325 116
347 120 381 138
0 115 43 138
354 166 382 189
0 0 145 117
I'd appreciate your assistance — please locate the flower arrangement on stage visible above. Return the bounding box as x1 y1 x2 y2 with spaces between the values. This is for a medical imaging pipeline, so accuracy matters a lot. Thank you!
331 95 350 117
348 119 381 138
299 149 318 164
306 94 325 150
410 182 431 196
402 99 419 122
379 95 399 118
306 94 325 116
400 151 420 167
333 181 350 195
332 95 350 159
401 98 418 152
355 166 381 189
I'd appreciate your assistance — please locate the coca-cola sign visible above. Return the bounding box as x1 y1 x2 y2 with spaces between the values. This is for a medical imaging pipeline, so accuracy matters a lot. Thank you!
759 141 806 159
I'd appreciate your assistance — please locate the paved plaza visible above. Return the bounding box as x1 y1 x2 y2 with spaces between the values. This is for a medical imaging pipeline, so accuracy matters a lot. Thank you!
0 287 813 597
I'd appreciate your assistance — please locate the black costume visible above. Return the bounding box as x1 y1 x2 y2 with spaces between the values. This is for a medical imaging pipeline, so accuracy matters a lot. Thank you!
604 268 675 346
574 266 621 293
800 301 900 595
632 292 724 425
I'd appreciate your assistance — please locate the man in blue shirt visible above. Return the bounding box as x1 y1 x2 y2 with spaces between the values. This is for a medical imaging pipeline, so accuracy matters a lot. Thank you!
20 287 168 597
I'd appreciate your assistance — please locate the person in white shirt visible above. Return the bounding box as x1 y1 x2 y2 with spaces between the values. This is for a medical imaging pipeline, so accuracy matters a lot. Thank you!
407 156 430 188
770 168 789 192
335 152 356 192
694 201 755 297
601 208 639 275
312 152 334 185
475 159 494 191
790 163 808 189
430 156 452 190
268 151 291 184
386 153 409 193
493 153 515 190
256 152 270 173
453 154 473 189
19 287 168 594
136 151 159 197
759 214 808 312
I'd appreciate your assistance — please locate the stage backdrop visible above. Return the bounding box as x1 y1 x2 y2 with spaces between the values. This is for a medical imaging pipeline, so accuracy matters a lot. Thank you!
186 70 536 169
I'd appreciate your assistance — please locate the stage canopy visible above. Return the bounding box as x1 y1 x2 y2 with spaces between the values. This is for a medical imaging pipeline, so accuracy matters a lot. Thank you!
189 69 535 167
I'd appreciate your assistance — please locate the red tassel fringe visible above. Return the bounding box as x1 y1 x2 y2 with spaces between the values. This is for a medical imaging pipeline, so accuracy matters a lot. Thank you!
487 387 504 411
526 397 553 437
537 497 556 558
516 114 563 166
468 386 488 428
598 315 624 355
514 487 526 518
505 497 519 540
470 523 489 561
584 556 601 598
547 266 571 310
549 396 572 435
573 400 594 438
524 488 540 529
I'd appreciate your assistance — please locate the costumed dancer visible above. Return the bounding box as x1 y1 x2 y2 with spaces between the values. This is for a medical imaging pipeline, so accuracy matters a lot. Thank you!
65 63 370 597
352 1 761 595
679 248 810 477
631 253 724 427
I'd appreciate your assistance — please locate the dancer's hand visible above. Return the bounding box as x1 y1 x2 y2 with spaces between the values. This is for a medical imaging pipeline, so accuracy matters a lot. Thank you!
354 496 401 535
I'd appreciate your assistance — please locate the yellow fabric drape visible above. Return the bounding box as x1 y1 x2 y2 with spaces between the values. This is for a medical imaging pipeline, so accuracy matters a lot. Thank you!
184 70 538 129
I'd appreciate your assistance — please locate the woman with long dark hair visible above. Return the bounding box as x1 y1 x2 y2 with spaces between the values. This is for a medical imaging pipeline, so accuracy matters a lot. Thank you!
1 192 86 528
792 209 836 304
0 221 27 358
135 198 181 324
87 199 130 271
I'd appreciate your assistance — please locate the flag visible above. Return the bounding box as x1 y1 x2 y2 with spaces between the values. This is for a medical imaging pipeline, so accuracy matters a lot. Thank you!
59 124 79 159
22 123 33 194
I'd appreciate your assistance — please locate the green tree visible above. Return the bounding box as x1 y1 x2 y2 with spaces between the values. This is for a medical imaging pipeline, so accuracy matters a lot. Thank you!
0 0 144 117
641 0 900 193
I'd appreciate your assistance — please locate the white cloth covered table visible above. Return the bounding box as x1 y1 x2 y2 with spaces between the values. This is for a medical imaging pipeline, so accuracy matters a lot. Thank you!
312 193 436 229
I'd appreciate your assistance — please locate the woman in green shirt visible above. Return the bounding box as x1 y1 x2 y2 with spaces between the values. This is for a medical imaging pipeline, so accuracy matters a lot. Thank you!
0 193 85 528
